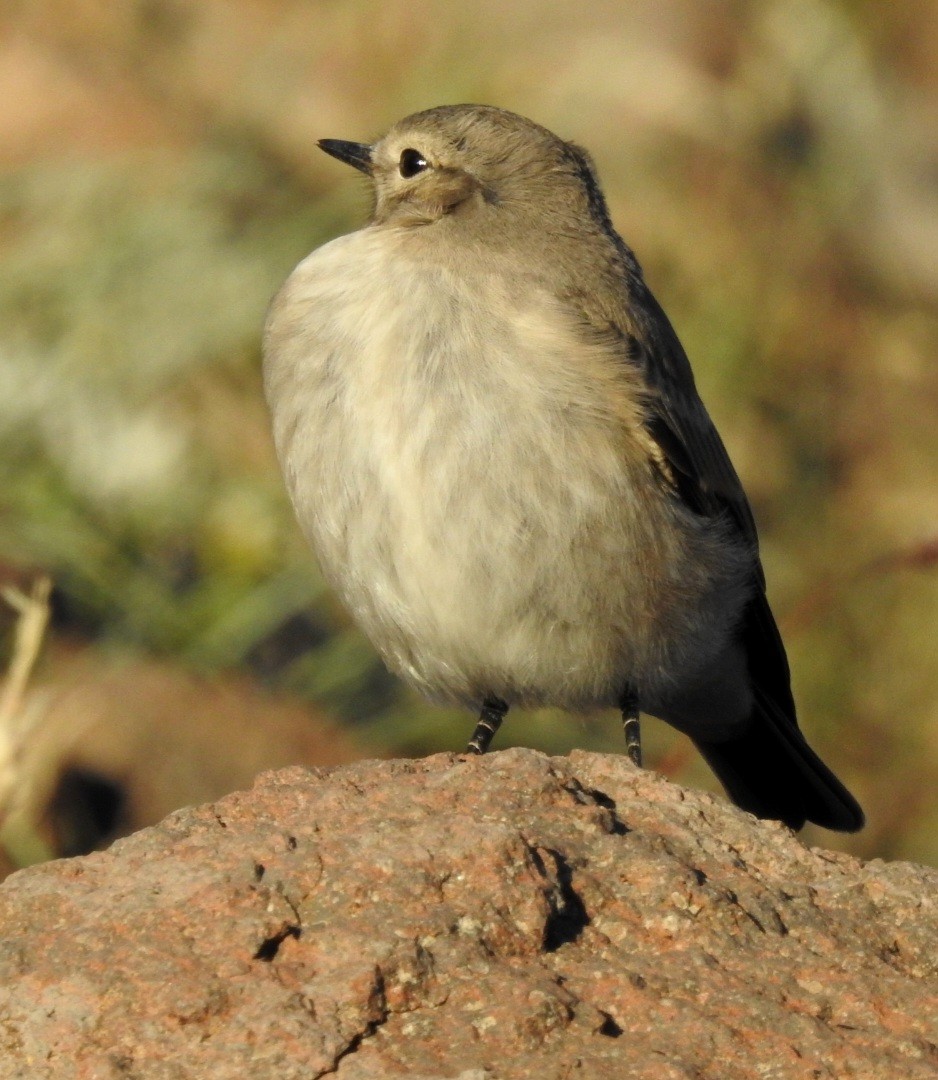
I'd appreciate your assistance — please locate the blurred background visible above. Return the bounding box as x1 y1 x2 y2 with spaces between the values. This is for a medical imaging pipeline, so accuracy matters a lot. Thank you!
0 0 936 874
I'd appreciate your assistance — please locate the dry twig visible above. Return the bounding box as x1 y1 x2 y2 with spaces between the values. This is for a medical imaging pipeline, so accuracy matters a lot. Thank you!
0 576 53 820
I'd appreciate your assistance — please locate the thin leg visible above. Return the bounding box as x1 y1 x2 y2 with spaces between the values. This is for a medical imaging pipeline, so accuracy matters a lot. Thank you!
620 686 642 768
465 697 508 755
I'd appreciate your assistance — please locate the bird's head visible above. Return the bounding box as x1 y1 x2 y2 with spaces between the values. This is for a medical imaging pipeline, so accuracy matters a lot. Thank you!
318 105 604 231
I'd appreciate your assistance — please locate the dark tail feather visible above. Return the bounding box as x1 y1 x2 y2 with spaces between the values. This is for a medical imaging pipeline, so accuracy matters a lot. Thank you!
695 687 865 833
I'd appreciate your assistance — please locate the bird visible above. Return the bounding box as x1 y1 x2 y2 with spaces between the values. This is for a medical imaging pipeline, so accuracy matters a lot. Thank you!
262 104 864 833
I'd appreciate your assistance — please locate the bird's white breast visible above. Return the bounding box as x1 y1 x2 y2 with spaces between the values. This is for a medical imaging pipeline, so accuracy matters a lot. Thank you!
263 228 748 709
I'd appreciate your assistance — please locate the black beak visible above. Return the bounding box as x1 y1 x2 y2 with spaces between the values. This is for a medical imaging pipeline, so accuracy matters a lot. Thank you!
318 139 373 175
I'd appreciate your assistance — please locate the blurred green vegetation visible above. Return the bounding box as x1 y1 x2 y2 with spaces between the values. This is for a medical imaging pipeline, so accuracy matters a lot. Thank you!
1 0 936 866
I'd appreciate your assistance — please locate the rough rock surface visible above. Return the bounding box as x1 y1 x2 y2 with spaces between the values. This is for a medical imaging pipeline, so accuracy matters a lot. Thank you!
0 749 935 1079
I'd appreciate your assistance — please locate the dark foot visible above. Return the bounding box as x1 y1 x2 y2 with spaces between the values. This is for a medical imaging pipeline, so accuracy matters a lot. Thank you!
465 697 508 754
620 686 642 768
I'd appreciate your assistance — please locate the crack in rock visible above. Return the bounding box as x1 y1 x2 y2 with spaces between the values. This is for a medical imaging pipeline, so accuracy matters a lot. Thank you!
317 966 389 1078
252 922 301 962
526 844 591 952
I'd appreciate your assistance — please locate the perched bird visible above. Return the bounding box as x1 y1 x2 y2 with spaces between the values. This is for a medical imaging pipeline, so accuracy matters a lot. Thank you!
263 105 864 832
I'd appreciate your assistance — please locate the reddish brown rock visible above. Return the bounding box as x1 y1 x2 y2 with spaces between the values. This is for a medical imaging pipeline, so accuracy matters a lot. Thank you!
0 749 935 1078
1 645 364 865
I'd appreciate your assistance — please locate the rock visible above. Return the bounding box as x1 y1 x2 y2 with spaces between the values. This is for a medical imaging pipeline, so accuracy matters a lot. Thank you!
0 748 935 1078
1 645 364 864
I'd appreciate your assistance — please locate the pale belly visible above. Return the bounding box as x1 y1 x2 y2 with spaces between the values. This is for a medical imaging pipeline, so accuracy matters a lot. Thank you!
264 230 750 710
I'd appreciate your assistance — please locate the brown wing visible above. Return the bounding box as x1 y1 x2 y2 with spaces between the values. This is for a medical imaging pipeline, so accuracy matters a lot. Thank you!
616 280 864 829
619 279 797 723
555 138 796 723
627 282 760 558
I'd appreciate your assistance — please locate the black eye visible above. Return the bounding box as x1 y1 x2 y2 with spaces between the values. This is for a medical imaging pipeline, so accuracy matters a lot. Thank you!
399 148 428 178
